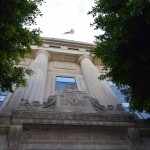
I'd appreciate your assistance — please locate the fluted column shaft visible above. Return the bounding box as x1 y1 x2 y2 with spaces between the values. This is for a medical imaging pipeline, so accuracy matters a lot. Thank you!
22 51 49 103
3 50 50 114
78 55 120 106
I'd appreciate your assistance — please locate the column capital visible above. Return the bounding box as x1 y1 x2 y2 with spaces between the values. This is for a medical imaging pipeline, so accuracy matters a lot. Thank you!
35 50 51 61
77 55 92 64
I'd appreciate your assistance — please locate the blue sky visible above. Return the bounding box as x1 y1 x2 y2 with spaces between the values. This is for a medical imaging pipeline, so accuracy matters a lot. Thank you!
31 0 103 43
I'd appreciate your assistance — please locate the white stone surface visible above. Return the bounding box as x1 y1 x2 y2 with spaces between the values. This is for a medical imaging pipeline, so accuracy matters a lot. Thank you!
22 50 49 103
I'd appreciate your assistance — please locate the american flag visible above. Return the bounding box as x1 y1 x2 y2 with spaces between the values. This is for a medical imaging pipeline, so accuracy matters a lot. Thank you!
63 29 74 34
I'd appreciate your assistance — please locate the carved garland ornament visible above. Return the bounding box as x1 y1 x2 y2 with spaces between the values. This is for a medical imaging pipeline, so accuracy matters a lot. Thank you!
42 95 57 108
90 97 125 112
17 95 57 109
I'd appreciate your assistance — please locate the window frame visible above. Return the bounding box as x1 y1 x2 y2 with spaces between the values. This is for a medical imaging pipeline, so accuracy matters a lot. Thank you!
0 91 9 106
55 76 77 91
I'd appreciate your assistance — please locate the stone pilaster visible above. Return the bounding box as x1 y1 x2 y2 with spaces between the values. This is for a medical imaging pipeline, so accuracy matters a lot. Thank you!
78 55 120 106
128 128 144 150
4 125 22 150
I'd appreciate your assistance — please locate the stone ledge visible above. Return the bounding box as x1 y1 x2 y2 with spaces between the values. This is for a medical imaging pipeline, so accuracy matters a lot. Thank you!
12 110 135 127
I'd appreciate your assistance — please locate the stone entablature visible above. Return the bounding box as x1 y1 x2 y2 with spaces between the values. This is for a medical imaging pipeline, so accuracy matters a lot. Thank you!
12 110 135 127
41 37 96 50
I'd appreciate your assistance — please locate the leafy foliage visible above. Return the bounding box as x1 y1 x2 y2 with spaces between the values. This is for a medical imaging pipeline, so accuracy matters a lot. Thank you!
0 0 44 92
89 0 150 112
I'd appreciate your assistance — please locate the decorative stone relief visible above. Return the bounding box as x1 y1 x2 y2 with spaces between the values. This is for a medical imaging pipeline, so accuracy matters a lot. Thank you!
31 101 41 107
70 98 80 105
22 131 122 142
107 105 115 111
42 95 56 108
63 97 81 106
17 95 57 110
17 88 125 113
13 111 134 124
115 104 125 111
66 84 77 91
128 128 144 150
17 99 33 109
90 97 107 111
23 133 32 141
90 97 125 112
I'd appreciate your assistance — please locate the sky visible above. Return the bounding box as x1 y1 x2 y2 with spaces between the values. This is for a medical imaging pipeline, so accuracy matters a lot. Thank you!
31 0 103 43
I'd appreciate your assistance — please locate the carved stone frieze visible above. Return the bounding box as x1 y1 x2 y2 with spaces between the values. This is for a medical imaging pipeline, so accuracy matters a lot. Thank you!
90 97 107 111
23 133 32 141
70 98 80 105
32 101 41 107
90 97 125 112
17 99 33 109
17 95 57 110
66 84 78 91
115 104 125 111
107 105 115 111
16 89 125 115
42 95 56 108
63 97 81 106
22 131 124 142
12 111 134 124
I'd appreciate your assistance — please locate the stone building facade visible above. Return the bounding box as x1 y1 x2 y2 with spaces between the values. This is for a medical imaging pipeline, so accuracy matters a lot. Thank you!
0 37 150 150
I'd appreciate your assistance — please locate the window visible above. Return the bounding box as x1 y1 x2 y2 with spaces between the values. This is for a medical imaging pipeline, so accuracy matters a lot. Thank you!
49 45 61 49
107 80 150 119
56 77 77 91
68 47 79 51
0 90 8 106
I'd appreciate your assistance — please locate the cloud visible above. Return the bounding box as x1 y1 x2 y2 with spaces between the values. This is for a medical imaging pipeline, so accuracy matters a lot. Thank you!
31 0 103 43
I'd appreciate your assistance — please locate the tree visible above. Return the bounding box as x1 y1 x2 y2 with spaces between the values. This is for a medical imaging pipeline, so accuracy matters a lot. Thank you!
0 0 44 92
88 0 150 113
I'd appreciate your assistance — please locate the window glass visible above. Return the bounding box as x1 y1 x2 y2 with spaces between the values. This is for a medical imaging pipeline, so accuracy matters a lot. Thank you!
0 90 8 106
56 77 77 91
107 80 125 103
107 80 150 119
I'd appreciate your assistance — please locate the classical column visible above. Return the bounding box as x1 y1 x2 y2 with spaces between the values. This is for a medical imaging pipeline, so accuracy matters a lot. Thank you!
78 55 120 106
22 50 50 104
4 50 50 112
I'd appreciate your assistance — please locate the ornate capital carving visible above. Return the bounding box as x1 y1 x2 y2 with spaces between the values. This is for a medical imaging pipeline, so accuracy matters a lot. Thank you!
35 50 51 60
77 55 92 64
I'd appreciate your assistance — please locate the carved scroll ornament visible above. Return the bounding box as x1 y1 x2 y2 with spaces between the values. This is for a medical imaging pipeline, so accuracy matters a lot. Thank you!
42 95 56 108
17 95 57 110
90 97 125 112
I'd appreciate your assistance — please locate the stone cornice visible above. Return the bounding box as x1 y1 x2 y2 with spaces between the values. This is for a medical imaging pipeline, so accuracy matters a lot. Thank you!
41 37 96 49
12 110 135 127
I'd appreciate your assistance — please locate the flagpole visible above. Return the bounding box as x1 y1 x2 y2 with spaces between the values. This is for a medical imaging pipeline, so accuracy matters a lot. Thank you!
61 33 63 39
